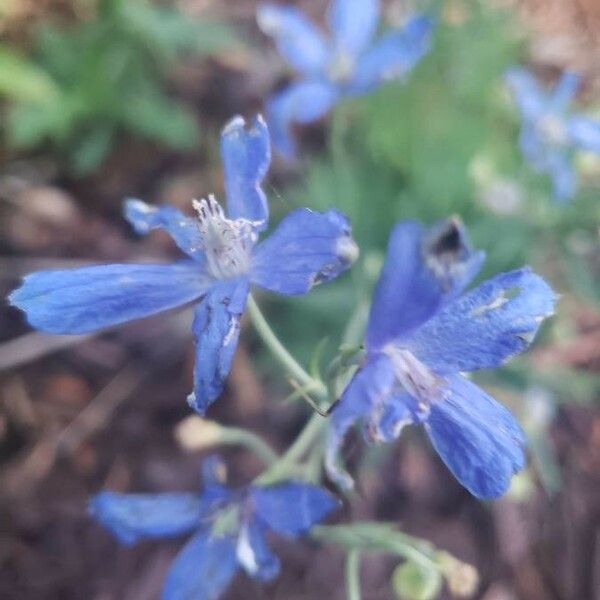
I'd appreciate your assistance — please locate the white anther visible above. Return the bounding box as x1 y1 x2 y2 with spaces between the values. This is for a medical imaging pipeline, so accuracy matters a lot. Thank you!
385 347 441 404
192 196 255 279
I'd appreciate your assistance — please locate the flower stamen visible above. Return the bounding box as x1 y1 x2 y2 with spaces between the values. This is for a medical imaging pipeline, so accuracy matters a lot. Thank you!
193 196 255 279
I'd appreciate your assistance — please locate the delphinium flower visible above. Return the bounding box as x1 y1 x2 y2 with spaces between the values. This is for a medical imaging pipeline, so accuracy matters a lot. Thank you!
505 67 600 202
91 455 339 600
326 217 557 499
9 114 358 414
258 0 433 158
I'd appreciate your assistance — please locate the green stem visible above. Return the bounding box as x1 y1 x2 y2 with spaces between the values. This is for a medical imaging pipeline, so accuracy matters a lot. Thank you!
255 412 325 484
247 295 327 400
219 427 279 466
345 550 362 600
310 525 438 571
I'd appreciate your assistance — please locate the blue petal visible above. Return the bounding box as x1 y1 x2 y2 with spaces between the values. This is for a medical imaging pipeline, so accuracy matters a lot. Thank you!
326 354 396 489
257 4 330 75
188 277 250 415
425 375 526 499
221 115 271 229
124 199 206 263
90 491 202 545
364 392 415 443
250 208 357 295
366 218 484 351
199 455 234 514
548 71 580 112
566 115 600 153
406 267 557 375
162 531 238 600
546 151 577 202
250 482 339 536
504 67 545 121
350 14 433 93
266 80 339 159
328 0 379 55
519 123 544 164
236 519 280 582
9 261 211 334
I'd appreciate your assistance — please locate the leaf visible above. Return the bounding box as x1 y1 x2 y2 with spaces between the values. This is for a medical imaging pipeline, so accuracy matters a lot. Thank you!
0 45 60 103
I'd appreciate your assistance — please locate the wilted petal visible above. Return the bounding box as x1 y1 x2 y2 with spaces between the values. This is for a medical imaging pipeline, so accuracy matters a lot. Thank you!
406 267 556 374
350 14 433 93
9 262 211 334
266 80 339 158
221 115 270 228
328 0 379 55
257 4 330 75
425 375 526 499
236 519 280 582
326 354 396 489
124 199 206 263
504 67 545 121
567 115 600 153
364 392 415 443
366 218 484 351
188 278 250 415
90 491 201 545
162 531 238 600
250 208 357 295
250 482 339 536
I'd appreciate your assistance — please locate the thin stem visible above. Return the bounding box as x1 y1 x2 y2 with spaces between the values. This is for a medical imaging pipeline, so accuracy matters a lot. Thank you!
255 412 325 484
345 550 362 600
220 427 279 466
247 295 327 400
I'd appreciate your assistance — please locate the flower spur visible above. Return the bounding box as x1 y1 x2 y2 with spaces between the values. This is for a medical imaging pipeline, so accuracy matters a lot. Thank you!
326 217 557 499
505 67 600 202
91 455 339 600
9 114 358 414
258 0 433 158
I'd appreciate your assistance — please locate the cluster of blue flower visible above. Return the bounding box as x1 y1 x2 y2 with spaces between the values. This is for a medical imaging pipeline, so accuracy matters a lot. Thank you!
7 1 571 599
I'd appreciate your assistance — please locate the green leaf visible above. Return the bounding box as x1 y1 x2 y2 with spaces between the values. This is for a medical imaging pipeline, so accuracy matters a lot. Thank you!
68 126 115 175
120 87 199 149
0 45 60 103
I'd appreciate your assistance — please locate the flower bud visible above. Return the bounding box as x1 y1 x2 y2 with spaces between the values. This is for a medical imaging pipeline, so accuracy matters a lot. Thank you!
392 561 442 600
175 415 224 451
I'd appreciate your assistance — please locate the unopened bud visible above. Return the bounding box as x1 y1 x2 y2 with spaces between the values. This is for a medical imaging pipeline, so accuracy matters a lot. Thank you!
437 552 479 598
392 561 442 600
175 416 223 451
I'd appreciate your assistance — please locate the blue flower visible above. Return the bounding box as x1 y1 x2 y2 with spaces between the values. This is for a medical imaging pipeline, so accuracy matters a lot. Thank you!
258 0 433 158
90 455 339 600
505 67 600 202
326 218 557 499
9 115 358 414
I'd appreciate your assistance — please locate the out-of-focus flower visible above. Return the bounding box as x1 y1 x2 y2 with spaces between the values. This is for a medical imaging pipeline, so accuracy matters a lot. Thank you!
258 0 433 158
326 217 557 499
91 456 338 600
9 114 358 414
505 67 600 202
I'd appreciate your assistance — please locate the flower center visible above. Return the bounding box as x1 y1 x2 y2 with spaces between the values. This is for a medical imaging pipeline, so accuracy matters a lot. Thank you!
384 347 441 412
193 196 255 279
328 49 355 83
538 114 568 146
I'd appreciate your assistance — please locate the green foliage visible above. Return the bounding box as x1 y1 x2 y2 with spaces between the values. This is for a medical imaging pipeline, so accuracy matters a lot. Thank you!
0 0 236 174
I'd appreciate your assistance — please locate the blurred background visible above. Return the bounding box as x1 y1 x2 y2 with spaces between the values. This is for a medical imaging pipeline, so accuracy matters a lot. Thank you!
0 0 599 598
